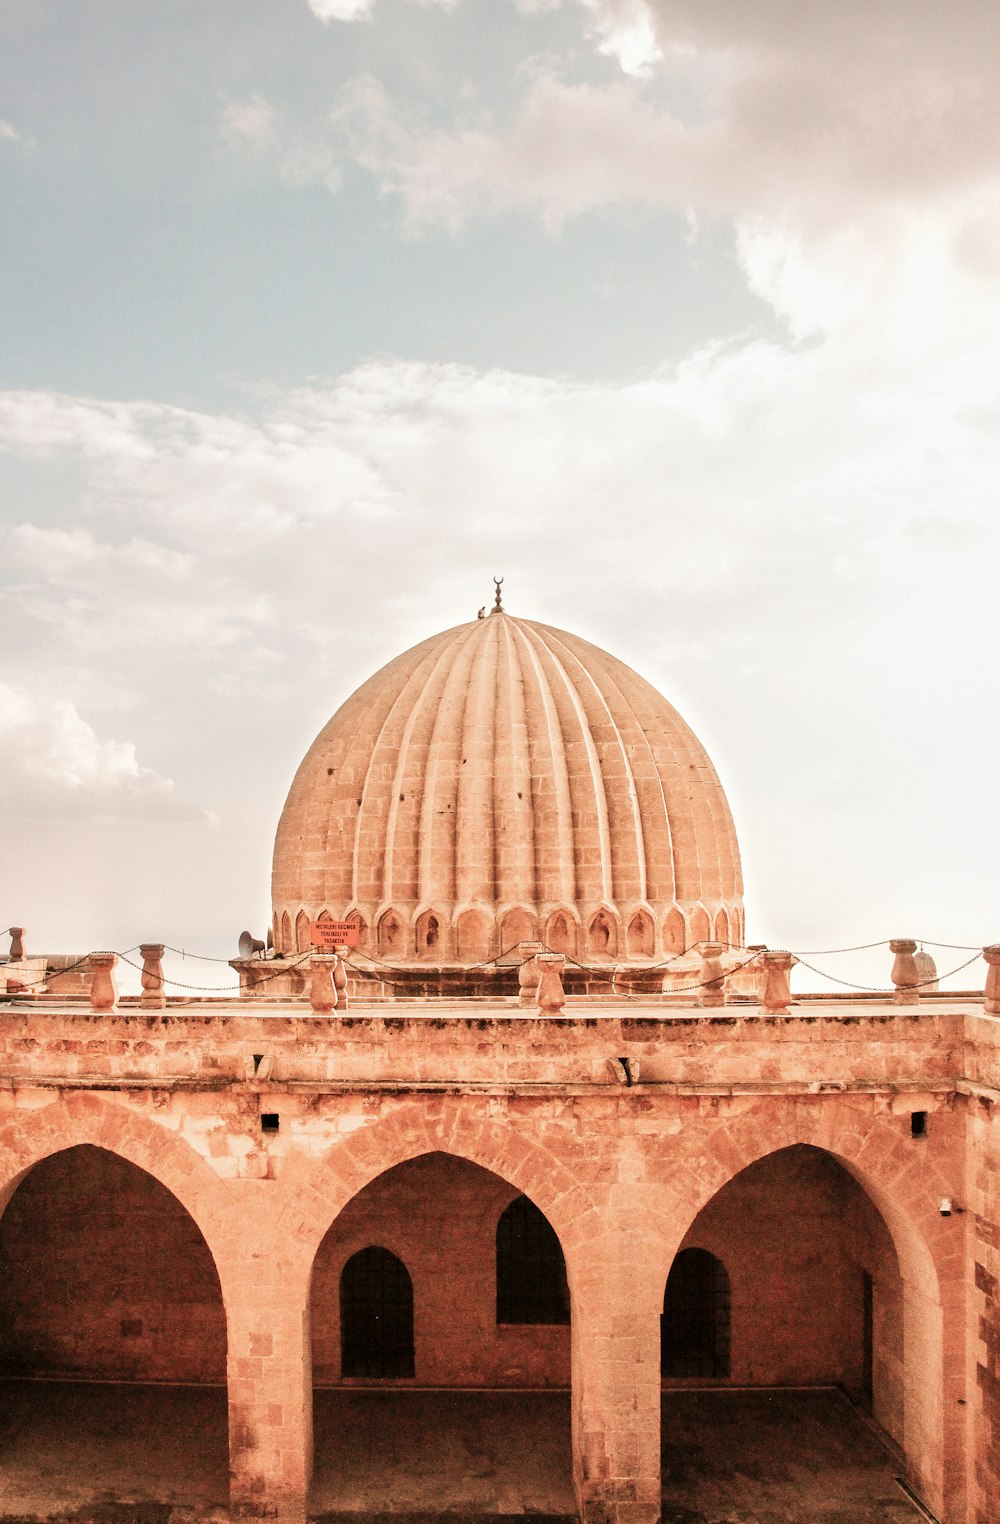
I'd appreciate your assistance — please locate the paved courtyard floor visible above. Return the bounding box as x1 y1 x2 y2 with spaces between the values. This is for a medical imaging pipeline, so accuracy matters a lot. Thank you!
0 1380 928 1523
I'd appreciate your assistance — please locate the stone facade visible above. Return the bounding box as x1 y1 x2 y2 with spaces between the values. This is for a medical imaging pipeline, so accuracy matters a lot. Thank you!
1 990 996 1524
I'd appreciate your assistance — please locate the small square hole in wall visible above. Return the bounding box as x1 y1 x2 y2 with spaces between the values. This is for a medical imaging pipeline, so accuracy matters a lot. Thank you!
911 1110 928 1139
261 1113 280 1133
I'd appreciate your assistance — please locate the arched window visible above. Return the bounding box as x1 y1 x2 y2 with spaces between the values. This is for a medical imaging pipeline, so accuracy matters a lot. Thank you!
626 911 654 958
415 911 441 957
664 909 686 954
545 912 575 957
340 1246 414 1379
662 1247 730 1378
587 910 617 957
378 911 404 956
690 907 711 947
496 1196 570 1325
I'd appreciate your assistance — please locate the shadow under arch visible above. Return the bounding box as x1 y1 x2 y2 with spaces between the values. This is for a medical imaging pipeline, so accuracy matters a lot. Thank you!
660 1126 948 1515
0 1123 233 1513
306 1142 581 1517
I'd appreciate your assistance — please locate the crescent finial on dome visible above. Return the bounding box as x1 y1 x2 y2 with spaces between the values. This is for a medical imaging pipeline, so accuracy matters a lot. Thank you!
492 576 504 612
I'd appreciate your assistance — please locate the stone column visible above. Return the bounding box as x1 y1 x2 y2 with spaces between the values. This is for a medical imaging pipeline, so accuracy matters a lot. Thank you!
517 941 545 1007
226 1245 313 1524
890 939 920 1005
984 945 1000 1015
571 1246 661 1524
761 951 796 1014
88 952 118 1011
139 943 166 1010
698 942 726 1007
8 927 24 960
307 955 337 1013
536 951 566 1013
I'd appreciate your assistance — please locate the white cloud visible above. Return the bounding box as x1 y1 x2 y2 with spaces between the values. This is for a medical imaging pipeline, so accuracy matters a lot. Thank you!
307 0 377 18
0 683 207 821
0 117 20 142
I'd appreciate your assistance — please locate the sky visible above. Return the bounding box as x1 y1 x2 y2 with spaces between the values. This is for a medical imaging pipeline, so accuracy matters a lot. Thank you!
1 0 998 996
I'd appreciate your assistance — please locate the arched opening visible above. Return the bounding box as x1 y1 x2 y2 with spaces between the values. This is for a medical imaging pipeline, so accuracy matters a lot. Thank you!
496 1196 570 1325
378 910 404 957
280 910 292 955
626 911 654 959
0 1145 228 1512
661 1144 938 1521
295 909 311 953
340 1246 414 1378
661 1248 730 1377
456 909 491 962
689 907 710 946
415 911 441 959
500 907 536 952
545 911 576 957
587 910 617 958
310 1152 573 1516
714 909 730 947
664 908 686 954
346 912 369 952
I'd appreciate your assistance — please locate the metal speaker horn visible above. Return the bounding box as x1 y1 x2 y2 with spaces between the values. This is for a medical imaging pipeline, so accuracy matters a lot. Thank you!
238 930 266 960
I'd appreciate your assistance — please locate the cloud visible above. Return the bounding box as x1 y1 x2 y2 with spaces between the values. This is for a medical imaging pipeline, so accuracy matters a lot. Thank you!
0 683 208 821
220 94 343 191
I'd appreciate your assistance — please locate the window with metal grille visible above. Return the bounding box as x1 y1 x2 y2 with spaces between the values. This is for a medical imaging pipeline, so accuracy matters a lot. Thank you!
340 1245 415 1378
661 1247 730 1377
496 1195 570 1325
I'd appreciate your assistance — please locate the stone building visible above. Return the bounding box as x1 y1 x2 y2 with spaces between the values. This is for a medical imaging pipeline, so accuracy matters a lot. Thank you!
1 603 998 1524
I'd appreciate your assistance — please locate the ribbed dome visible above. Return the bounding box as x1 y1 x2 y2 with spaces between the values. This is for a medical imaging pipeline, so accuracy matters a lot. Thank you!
271 612 743 963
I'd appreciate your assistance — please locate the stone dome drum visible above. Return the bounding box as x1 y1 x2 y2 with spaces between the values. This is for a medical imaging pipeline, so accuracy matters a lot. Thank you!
271 610 744 963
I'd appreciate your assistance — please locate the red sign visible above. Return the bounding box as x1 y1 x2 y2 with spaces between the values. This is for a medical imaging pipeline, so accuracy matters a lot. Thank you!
310 919 360 949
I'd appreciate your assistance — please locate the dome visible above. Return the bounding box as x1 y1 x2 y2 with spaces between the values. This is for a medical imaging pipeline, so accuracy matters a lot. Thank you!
271 610 743 963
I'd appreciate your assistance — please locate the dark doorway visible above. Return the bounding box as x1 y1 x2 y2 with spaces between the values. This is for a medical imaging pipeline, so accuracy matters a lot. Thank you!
662 1247 731 1377
340 1246 415 1379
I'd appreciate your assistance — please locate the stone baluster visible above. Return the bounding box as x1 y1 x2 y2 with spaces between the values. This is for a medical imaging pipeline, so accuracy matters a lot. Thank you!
761 950 796 1014
890 939 920 1005
8 927 24 960
88 952 119 1012
139 943 166 1010
308 954 337 1013
698 941 726 1007
984 945 1000 1016
333 947 350 1010
536 951 566 1014
518 941 545 1008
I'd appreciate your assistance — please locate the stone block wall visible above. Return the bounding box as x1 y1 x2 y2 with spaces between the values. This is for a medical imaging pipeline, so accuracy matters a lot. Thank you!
0 1144 226 1383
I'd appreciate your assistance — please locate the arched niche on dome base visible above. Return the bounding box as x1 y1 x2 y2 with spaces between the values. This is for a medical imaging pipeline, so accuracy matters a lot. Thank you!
500 908 537 953
280 911 292 957
455 909 491 964
544 911 578 958
377 910 406 959
587 909 619 960
415 911 444 960
295 910 311 954
626 910 655 959
714 909 731 948
690 907 711 948
664 909 686 955
345 912 369 953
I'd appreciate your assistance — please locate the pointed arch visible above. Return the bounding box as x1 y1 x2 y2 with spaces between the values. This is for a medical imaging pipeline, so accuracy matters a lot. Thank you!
414 910 442 958
545 910 577 957
714 909 731 947
500 907 536 952
377 910 405 957
690 907 710 946
455 908 491 962
497 1195 570 1325
664 908 686 954
626 910 654 959
587 908 618 958
295 909 311 954
280 911 292 956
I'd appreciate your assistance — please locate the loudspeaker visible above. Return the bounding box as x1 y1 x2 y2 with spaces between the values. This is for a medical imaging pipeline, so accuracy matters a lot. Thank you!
238 930 266 960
